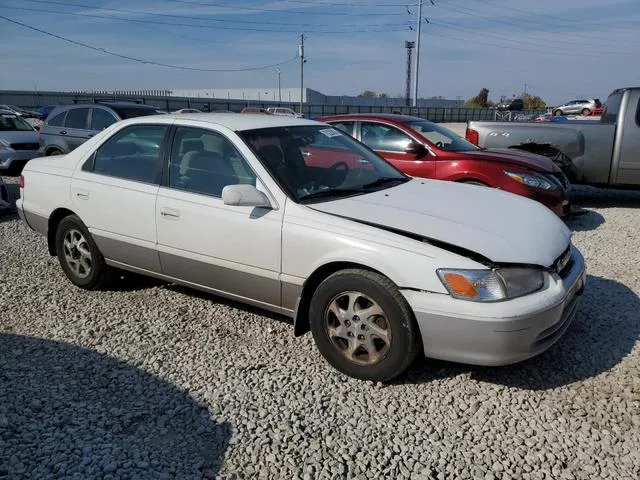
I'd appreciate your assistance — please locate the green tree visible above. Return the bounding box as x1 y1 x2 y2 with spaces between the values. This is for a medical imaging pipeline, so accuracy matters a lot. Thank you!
464 88 492 108
521 92 546 109
378 92 388 98
358 90 377 98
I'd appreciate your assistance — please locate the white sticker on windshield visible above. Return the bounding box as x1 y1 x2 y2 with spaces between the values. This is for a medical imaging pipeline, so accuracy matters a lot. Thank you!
319 128 342 138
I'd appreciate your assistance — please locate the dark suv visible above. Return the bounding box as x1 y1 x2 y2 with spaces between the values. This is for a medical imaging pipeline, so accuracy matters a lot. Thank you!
39 102 166 155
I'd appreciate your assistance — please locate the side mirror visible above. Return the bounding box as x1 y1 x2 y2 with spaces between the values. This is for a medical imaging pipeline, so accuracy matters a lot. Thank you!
222 184 272 208
404 142 428 156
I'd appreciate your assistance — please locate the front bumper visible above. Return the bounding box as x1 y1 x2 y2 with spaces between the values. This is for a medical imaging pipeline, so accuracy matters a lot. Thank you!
403 247 586 366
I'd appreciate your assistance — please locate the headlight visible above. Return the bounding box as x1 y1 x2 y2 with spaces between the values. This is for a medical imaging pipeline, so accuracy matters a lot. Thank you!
437 267 544 302
504 170 557 190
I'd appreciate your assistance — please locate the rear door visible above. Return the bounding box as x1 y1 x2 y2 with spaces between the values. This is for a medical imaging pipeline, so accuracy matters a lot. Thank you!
71 123 171 272
357 121 436 178
63 108 92 151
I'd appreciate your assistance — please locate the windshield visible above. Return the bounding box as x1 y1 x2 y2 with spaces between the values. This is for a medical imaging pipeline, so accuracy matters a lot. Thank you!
239 125 408 203
406 120 479 152
0 113 34 131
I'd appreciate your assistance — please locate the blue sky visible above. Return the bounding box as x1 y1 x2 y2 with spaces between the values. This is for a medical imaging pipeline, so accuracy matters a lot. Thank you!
1 0 639 104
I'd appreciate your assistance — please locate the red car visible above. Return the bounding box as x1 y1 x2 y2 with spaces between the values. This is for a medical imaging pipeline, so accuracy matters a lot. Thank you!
317 114 572 217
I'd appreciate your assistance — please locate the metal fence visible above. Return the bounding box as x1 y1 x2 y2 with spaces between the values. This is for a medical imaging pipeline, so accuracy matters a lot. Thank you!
1 90 545 123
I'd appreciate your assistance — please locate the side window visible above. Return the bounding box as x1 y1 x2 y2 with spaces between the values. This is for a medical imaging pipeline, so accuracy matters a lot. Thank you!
360 122 413 152
601 94 623 125
90 108 117 131
89 125 167 183
169 127 256 197
65 108 89 130
328 121 355 137
47 111 66 127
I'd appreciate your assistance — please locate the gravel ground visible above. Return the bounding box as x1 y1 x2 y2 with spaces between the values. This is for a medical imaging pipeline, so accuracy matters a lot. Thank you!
1 176 639 480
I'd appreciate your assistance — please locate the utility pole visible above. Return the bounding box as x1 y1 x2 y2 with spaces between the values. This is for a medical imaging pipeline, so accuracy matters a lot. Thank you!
299 34 305 115
405 41 414 106
277 68 282 103
412 0 423 107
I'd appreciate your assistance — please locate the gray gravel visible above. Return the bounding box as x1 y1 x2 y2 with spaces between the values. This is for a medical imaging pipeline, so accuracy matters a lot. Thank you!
1 177 639 479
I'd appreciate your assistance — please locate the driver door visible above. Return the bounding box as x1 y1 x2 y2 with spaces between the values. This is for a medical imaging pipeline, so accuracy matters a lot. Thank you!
357 121 436 179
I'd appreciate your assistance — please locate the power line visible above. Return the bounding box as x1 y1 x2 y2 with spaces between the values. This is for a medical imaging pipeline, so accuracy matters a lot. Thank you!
428 19 636 57
161 0 409 16
19 0 410 30
3 6 297 45
437 1 639 47
0 15 300 72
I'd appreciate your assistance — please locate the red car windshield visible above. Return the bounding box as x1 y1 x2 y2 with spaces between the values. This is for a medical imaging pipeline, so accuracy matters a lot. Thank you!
406 120 479 152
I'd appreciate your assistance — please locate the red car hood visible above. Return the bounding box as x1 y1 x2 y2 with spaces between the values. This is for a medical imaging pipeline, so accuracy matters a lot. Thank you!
449 148 560 172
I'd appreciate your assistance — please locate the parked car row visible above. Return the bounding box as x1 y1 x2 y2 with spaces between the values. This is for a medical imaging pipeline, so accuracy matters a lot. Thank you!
466 87 640 188
16 112 586 381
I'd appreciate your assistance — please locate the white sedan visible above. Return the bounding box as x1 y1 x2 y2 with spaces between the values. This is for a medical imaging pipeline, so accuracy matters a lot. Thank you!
16 113 586 381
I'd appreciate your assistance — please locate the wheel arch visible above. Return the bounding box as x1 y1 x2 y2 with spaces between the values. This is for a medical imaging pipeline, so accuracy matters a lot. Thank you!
47 207 77 255
293 261 387 337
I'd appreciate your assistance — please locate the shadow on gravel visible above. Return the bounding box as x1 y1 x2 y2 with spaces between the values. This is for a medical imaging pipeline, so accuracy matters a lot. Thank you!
0 334 231 479
0 212 18 224
572 186 640 209
566 209 605 232
401 275 640 390
165 283 295 327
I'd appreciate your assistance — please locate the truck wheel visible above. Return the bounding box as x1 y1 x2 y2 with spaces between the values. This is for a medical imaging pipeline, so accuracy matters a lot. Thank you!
55 215 114 290
309 269 421 382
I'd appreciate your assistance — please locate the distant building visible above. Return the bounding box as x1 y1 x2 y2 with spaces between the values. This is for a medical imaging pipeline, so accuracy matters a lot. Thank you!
168 87 463 108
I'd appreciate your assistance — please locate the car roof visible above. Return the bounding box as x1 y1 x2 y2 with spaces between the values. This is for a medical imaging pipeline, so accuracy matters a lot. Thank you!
317 113 426 123
124 112 322 131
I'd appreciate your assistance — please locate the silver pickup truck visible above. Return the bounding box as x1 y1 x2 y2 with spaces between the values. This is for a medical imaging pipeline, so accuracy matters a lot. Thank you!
465 87 640 186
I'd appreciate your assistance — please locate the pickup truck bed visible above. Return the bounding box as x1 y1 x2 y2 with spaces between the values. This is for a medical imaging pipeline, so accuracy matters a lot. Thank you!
466 88 640 187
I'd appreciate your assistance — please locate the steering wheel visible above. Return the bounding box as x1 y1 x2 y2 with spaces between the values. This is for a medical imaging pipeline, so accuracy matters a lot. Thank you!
325 161 349 186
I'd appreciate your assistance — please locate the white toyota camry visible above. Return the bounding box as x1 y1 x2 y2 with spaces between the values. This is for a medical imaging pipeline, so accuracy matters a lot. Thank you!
16 113 586 381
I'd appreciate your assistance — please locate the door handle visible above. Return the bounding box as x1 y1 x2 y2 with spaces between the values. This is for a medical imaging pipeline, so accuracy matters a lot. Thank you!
160 208 180 219
60 130 67 135
75 190 90 200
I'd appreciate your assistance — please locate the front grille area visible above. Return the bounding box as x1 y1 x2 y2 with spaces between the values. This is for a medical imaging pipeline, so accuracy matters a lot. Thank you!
10 142 39 151
553 245 573 278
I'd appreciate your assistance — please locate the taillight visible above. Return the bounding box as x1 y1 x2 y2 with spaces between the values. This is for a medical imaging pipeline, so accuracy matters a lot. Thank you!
465 127 479 146
18 175 25 189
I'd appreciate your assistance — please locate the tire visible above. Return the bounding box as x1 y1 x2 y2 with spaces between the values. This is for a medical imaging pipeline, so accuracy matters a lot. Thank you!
46 148 63 156
581 108 590 116
553 110 563 117
55 214 113 290
461 180 487 187
309 269 421 382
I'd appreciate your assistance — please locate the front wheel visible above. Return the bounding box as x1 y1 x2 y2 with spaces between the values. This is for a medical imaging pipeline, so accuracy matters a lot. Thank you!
553 110 563 116
55 215 113 290
309 269 421 382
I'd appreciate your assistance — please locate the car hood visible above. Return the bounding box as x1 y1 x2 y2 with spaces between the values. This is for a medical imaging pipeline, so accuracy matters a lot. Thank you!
0 130 38 144
310 179 571 267
450 148 560 172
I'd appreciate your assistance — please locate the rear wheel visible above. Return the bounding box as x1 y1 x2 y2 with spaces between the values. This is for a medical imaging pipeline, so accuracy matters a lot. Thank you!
581 108 591 116
309 269 421 382
55 215 113 290
46 148 63 156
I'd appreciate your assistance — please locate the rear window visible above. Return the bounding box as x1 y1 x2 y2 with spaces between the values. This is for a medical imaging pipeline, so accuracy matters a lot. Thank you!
110 106 164 120
601 93 623 124
65 108 90 129
47 111 66 127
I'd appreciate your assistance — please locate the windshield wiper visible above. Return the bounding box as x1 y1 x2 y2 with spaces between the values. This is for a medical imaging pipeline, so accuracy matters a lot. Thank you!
299 188 367 203
361 176 409 189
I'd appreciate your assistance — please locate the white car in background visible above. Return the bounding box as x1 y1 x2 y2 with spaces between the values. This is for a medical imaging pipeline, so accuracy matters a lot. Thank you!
16 113 586 381
267 107 304 118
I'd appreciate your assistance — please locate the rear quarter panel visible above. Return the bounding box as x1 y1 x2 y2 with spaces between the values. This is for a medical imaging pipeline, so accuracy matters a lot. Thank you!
468 121 616 184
